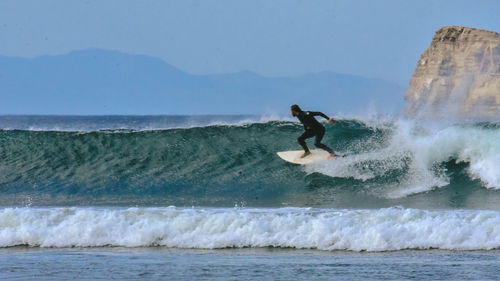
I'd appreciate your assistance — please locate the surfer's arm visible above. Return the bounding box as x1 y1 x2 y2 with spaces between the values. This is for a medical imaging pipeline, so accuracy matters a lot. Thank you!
310 111 330 120
310 111 336 123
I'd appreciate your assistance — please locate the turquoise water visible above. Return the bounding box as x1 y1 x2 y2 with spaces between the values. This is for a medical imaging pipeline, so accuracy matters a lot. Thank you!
1 116 498 209
1 115 500 279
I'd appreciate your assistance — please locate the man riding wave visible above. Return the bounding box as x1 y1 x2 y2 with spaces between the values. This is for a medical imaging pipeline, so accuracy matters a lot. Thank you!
290 104 336 159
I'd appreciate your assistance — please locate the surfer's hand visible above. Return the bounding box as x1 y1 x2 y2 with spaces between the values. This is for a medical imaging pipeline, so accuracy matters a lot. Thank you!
328 118 336 123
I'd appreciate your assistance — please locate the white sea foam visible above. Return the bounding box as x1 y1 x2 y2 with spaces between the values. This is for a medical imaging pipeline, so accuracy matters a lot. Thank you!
306 119 500 197
1 207 500 251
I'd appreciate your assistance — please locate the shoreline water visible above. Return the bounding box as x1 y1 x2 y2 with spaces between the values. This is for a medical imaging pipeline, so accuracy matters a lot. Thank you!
2 247 500 280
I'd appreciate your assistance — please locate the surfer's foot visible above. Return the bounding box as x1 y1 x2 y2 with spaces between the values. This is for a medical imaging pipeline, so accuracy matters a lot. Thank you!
327 152 336 160
300 151 311 158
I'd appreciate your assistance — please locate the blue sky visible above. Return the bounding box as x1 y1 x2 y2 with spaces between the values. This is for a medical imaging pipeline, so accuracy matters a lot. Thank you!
1 0 499 86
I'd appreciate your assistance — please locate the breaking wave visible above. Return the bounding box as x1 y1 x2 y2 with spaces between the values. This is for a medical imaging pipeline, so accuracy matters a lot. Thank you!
0 118 499 208
1 207 499 251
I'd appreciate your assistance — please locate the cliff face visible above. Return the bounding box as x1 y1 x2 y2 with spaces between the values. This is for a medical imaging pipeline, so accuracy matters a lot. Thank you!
405 26 500 119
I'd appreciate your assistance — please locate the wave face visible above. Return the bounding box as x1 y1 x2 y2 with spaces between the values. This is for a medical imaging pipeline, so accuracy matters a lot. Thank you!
1 207 499 251
0 116 500 208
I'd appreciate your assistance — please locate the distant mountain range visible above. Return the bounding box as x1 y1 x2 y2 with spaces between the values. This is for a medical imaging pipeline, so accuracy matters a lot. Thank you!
0 49 406 115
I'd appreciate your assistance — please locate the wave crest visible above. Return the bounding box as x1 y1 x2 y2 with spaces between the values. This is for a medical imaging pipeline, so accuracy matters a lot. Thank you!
0 119 499 206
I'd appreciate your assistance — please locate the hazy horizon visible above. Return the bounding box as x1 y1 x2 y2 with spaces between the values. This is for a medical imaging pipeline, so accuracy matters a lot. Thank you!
2 1 499 115
0 48 405 115
2 0 500 87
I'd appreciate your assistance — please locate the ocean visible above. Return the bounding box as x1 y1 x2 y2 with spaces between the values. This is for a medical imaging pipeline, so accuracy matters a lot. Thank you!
1 115 499 280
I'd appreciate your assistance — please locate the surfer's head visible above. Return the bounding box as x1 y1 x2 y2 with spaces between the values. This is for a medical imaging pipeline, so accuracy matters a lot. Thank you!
291 104 302 116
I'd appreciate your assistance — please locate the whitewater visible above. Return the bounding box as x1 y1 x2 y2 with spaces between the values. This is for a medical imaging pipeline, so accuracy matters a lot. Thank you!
1 206 500 251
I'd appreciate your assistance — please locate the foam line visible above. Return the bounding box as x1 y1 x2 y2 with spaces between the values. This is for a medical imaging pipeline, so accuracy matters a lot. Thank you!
1 207 499 251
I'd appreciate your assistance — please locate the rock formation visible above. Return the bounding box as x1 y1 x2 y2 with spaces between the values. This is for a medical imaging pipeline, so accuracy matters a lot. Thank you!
405 26 500 119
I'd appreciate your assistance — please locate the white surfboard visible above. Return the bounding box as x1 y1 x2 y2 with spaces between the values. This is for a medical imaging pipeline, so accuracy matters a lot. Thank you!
277 149 331 165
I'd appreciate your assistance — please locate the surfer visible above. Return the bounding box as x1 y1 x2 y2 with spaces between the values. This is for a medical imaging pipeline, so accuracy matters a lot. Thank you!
290 104 336 159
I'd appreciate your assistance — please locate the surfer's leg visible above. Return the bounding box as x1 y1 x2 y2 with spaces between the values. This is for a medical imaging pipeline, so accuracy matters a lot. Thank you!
298 130 315 154
314 128 334 154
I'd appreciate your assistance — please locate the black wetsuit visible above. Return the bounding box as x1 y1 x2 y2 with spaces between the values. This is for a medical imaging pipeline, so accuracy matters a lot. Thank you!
296 111 333 154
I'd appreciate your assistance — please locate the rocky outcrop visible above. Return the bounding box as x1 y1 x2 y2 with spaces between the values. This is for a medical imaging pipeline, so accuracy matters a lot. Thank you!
405 26 500 119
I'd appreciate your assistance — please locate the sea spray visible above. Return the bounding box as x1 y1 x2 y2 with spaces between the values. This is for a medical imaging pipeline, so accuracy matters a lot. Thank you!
306 119 500 197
